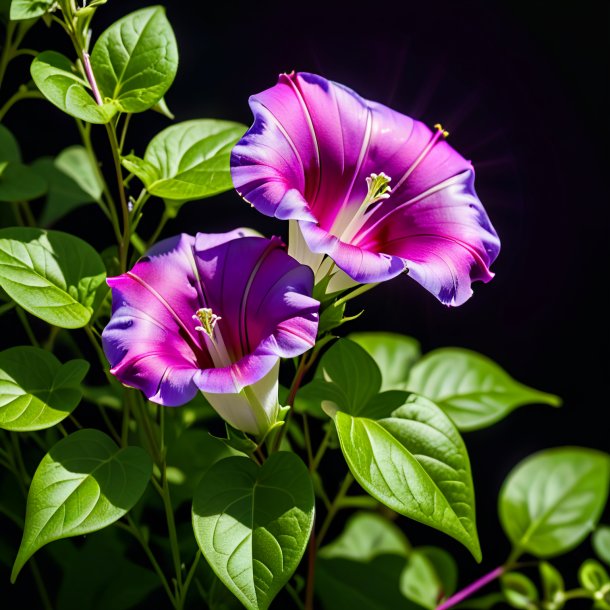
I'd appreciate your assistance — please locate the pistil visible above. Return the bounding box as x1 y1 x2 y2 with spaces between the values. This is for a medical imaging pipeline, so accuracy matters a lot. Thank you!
193 307 232 367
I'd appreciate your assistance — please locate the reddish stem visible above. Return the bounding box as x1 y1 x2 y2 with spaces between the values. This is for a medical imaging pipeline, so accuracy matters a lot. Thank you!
82 52 103 105
436 566 504 610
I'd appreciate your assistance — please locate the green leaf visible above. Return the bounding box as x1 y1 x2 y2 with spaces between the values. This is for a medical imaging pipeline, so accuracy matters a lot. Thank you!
55 145 103 201
122 120 246 201
0 346 88 431
314 338 382 416
10 0 53 20
91 6 178 113
415 546 458 600
0 228 106 328
400 551 445 609
457 593 506 609
192 453 314 610
11 429 153 581
48 530 160 610
349 332 421 391
166 429 241 508
332 394 481 560
594 526 610 566
316 555 418 610
499 447 610 558
30 157 97 226
579 559 610 592
501 572 538 609
319 511 410 561
407 348 561 431
0 161 47 202
0 124 21 162
30 51 117 124
539 562 564 606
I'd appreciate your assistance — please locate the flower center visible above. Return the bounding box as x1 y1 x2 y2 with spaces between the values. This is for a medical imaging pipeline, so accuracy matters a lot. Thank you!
193 307 232 368
193 307 221 339
339 172 393 243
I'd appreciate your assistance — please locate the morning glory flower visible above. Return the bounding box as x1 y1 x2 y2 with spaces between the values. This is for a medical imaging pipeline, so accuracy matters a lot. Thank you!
231 72 500 306
102 230 319 436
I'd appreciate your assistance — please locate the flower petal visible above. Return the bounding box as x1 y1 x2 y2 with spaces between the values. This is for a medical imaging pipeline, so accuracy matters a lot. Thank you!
232 72 500 305
192 233 319 393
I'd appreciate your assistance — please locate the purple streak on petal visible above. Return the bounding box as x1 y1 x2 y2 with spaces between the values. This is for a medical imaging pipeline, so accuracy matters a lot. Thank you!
231 72 500 305
191 233 319 393
103 230 319 405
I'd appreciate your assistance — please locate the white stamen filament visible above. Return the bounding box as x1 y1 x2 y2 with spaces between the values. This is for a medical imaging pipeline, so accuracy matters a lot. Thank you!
340 171 392 243
193 308 232 367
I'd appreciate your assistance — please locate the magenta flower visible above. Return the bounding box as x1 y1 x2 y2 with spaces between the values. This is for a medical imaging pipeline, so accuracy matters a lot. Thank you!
102 230 319 435
231 72 500 306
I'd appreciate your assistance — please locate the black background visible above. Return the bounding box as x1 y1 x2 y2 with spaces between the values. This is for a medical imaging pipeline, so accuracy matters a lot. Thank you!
2 0 609 604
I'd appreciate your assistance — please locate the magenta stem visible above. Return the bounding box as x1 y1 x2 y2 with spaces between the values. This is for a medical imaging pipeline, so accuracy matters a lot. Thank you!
436 566 504 610
82 52 103 105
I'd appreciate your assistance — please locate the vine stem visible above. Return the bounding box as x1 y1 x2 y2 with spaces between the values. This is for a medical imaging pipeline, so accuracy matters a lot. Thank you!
315 472 353 549
123 515 177 606
435 566 505 610
105 123 132 272
304 522 317 610
0 88 44 121
270 354 311 453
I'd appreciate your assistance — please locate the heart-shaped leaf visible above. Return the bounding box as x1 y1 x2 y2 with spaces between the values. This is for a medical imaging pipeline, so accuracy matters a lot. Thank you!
499 447 610 558
91 6 178 113
10 0 53 20
319 511 410 561
407 348 561 431
192 452 314 610
30 157 97 226
332 394 481 560
349 332 421 391
0 228 106 328
0 161 47 202
0 346 89 431
122 120 246 202
11 429 153 581
31 51 117 124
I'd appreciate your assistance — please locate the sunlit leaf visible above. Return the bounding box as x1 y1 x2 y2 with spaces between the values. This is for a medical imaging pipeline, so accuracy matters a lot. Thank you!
192 453 314 610
12 429 152 581
407 348 561 430
91 6 178 113
499 447 610 557
0 228 106 328
0 346 88 431
31 51 117 123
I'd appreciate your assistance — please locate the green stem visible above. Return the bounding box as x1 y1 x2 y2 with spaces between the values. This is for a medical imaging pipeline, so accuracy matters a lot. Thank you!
286 583 306 610
310 426 332 473
316 473 354 548
0 301 16 316
30 557 54 610
180 551 202 608
20 200 36 226
0 22 16 89
0 88 44 121
160 428 184 600
304 524 317 610
16 306 40 347
271 355 310 453
118 113 132 153
105 123 131 272
333 283 377 309
75 119 119 233
124 515 177 606
145 207 171 249
562 588 595 601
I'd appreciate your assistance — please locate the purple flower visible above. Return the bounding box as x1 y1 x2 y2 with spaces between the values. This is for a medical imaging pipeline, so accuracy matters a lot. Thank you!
231 72 500 306
102 230 319 435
